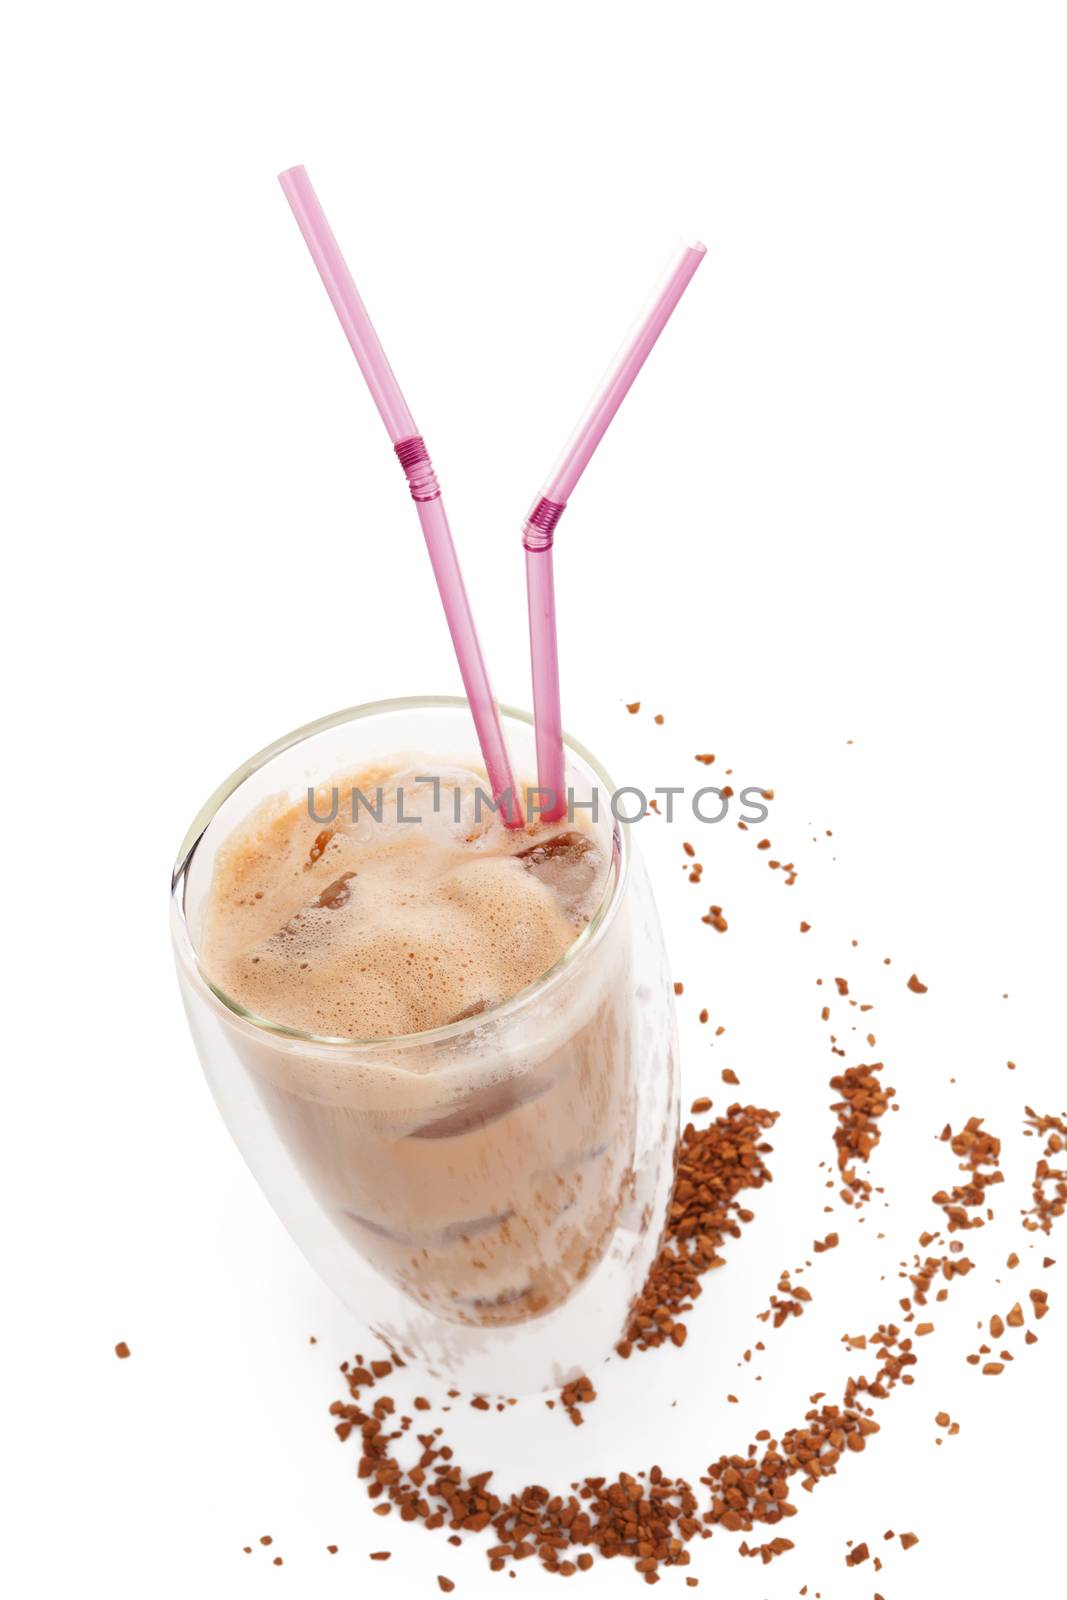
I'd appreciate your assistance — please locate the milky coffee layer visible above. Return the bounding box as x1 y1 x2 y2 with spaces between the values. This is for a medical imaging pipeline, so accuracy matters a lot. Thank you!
200 764 609 1039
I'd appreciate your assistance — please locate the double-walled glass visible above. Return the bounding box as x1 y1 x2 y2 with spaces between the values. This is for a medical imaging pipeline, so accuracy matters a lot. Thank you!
171 699 679 1393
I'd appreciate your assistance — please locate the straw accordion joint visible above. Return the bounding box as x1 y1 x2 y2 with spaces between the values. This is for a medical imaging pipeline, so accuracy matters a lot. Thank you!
394 435 441 503
522 495 567 552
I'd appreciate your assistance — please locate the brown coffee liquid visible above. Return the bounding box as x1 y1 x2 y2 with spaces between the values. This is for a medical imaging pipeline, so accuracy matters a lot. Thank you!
199 763 635 1328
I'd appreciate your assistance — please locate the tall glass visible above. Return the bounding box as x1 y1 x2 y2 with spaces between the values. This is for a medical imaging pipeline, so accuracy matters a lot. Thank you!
171 698 679 1393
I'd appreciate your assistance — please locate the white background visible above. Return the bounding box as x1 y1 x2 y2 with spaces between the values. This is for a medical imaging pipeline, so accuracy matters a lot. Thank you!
3 3 1065 1596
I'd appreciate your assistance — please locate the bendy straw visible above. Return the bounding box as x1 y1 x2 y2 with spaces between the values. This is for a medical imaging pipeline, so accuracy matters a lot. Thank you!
278 165 521 825
523 239 706 821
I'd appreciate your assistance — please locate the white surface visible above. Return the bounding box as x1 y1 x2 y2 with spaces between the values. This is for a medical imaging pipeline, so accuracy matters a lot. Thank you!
3 3 1066 1596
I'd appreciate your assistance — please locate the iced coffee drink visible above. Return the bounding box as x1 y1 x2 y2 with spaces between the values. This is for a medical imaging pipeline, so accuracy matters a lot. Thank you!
173 700 677 1389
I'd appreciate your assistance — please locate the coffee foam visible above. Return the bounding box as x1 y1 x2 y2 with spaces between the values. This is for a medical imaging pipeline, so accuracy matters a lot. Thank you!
199 762 609 1040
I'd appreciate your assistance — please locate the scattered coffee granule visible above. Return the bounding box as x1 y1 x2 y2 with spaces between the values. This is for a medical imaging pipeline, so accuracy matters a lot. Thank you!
618 1103 777 1356
272 1556 283 1566
626 702 641 714
932 1118 1003 1230
739 1536 795 1564
369 1550 391 1560
1029 1288 1049 1319
690 1097 713 1115
900 1532 920 1550
721 1069 739 1086
438 1579 455 1593
674 982 684 996
906 974 928 994
758 1275 812 1329
1021 1108 1067 1234
700 1124 1009 1551
695 753 715 765
813 1232 839 1253
114 1341 130 1359
335 1368 704 1583
800 922 811 933
326 1544 338 1553
829 1063 894 1207
699 1008 708 1024
701 905 728 932
560 1374 597 1426
654 714 665 725
703 1348 891 1536
846 1541 870 1566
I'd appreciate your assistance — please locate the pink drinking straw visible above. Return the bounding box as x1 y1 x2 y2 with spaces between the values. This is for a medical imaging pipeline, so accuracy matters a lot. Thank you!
523 239 707 822
278 165 522 826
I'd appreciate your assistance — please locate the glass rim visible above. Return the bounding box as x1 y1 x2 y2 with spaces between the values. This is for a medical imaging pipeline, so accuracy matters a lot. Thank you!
171 695 631 1051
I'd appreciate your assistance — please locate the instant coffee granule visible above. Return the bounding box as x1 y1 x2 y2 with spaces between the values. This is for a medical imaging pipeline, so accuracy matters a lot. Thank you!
1022 1108 1067 1234
697 1122 1007 1556
616 1103 778 1357
330 1358 705 1583
829 1063 894 1208
756 1273 813 1330
560 1375 597 1426
932 1120 1003 1230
